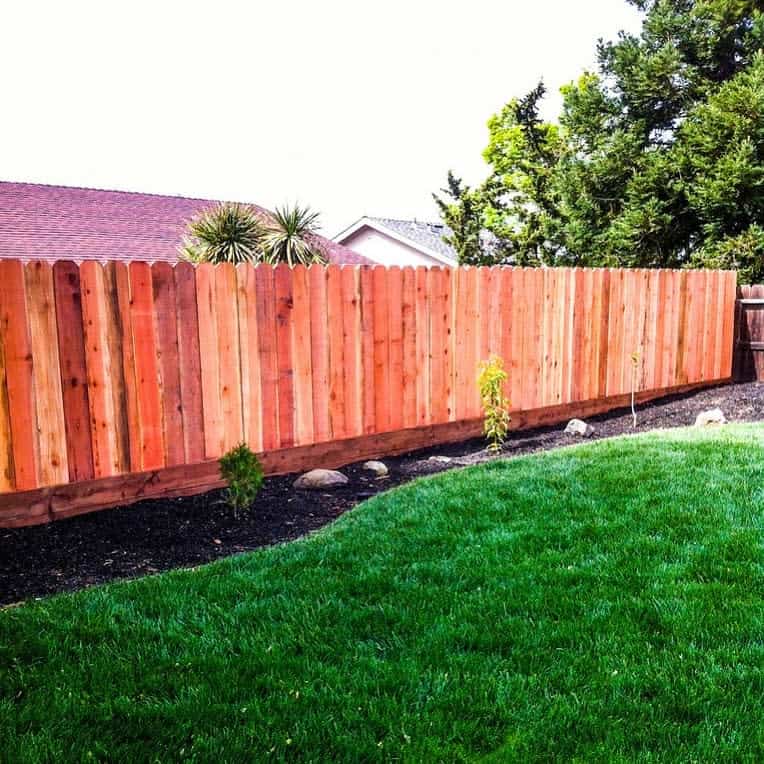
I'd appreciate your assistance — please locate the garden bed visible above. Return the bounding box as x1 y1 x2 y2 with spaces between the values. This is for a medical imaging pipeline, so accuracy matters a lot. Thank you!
2 380 763 606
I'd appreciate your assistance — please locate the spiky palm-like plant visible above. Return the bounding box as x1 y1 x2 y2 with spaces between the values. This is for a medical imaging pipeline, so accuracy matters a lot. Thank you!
181 203 265 264
262 204 326 266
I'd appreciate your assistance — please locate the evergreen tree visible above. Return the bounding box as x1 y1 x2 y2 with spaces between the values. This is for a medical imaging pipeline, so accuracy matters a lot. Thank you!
439 1 764 279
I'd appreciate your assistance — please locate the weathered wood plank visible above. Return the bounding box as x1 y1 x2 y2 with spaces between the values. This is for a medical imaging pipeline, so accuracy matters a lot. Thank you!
52 261 94 483
24 261 68 486
175 262 206 463
129 262 164 470
0 260 39 489
151 262 185 467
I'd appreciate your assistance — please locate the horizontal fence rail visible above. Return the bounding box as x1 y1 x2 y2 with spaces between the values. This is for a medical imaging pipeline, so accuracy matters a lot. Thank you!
0 261 737 526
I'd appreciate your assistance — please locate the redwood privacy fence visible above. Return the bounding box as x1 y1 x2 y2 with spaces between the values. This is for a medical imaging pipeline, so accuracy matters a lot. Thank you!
0 260 736 526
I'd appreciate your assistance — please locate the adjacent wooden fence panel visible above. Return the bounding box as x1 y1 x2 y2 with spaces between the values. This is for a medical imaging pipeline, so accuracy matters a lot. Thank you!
733 281 764 380
0 262 736 526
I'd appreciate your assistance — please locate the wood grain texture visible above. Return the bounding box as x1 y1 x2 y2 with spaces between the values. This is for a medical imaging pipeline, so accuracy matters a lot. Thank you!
52 261 94 483
2 378 731 528
129 262 164 470
0 260 39 489
341 266 363 437
216 263 244 451
24 262 68 486
175 262 205 462
414 266 430 426
360 267 377 433
401 267 418 429
372 266 391 432
80 261 117 478
151 263 185 467
0 261 740 522
291 265 314 445
308 265 330 443
387 267 405 432
326 264 346 440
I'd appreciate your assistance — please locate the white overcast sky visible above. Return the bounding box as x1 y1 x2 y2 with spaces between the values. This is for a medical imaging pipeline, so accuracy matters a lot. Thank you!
1 1 642 237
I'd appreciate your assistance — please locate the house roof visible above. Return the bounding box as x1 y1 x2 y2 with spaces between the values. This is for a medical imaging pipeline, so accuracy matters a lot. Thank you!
0 181 369 265
334 216 458 265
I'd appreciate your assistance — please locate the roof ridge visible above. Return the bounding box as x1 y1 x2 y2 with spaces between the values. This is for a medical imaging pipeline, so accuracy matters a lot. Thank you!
368 215 445 227
0 179 255 208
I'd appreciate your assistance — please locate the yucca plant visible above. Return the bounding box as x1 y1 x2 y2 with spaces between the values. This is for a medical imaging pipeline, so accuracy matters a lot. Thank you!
181 203 265 264
262 203 326 266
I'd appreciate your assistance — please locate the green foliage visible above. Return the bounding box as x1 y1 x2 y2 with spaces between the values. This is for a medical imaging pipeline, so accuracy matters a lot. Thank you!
181 203 265 264
261 203 326 266
438 1 764 273
3 426 764 760
477 354 511 451
219 442 264 514
432 172 489 265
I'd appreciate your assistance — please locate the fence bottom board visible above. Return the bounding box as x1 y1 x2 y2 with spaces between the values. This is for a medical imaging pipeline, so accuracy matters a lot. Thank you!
0 379 730 528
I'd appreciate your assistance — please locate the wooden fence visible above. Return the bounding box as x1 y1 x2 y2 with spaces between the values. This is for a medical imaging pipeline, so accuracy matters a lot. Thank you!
0 261 737 526
733 285 764 381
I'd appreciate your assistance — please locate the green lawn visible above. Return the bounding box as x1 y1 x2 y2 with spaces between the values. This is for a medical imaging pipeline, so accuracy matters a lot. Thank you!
2 426 764 762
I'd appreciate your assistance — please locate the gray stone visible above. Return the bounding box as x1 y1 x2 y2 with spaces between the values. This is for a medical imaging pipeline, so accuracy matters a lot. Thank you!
427 455 452 464
362 460 389 477
694 408 727 427
564 418 595 438
293 469 349 490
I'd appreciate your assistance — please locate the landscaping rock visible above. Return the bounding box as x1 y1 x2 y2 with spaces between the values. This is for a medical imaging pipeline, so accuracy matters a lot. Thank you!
293 469 349 490
362 460 389 477
564 418 595 438
694 408 727 427
427 455 452 464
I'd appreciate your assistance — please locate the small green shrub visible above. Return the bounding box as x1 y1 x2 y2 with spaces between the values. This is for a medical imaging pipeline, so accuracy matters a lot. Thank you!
630 351 640 428
477 354 511 452
219 443 264 514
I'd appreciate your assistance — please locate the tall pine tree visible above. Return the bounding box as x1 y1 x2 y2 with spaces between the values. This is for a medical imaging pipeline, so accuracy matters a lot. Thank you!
438 1 764 281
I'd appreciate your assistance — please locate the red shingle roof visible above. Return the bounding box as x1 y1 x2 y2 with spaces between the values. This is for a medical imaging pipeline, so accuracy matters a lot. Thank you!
0 181 368 265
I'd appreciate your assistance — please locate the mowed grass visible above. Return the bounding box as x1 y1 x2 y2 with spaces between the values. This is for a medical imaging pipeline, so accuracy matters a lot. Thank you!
2 426 764 762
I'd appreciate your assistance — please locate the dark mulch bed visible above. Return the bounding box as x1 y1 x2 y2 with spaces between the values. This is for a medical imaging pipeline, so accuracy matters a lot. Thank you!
2 381 763 606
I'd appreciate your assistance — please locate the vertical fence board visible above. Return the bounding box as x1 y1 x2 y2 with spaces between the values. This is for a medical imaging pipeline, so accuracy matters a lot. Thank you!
606 269 624 396
129 262 164 470
510 269 526 409
0 320 13 492
341 266 363 437
372 266 391 431
24 262 68 486
721 271 737 377
429 268 449 423
102 263 131 475
292 265 314 445
80 261 117 478
114 263 142 472
387 267 405 432
52 261 94 483
497 269 513 399
414 266 430 427
217 263 244 452
175 262 206 463
0 261 39 490
675 271 690 385
196 264 223 458
401 267 418 430
360 267 376 434
308 266 330 443
152 263 185 467
326 265 346 440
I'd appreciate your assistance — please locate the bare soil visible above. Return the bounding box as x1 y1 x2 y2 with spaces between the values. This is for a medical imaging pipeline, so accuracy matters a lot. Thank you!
2 381 762 606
